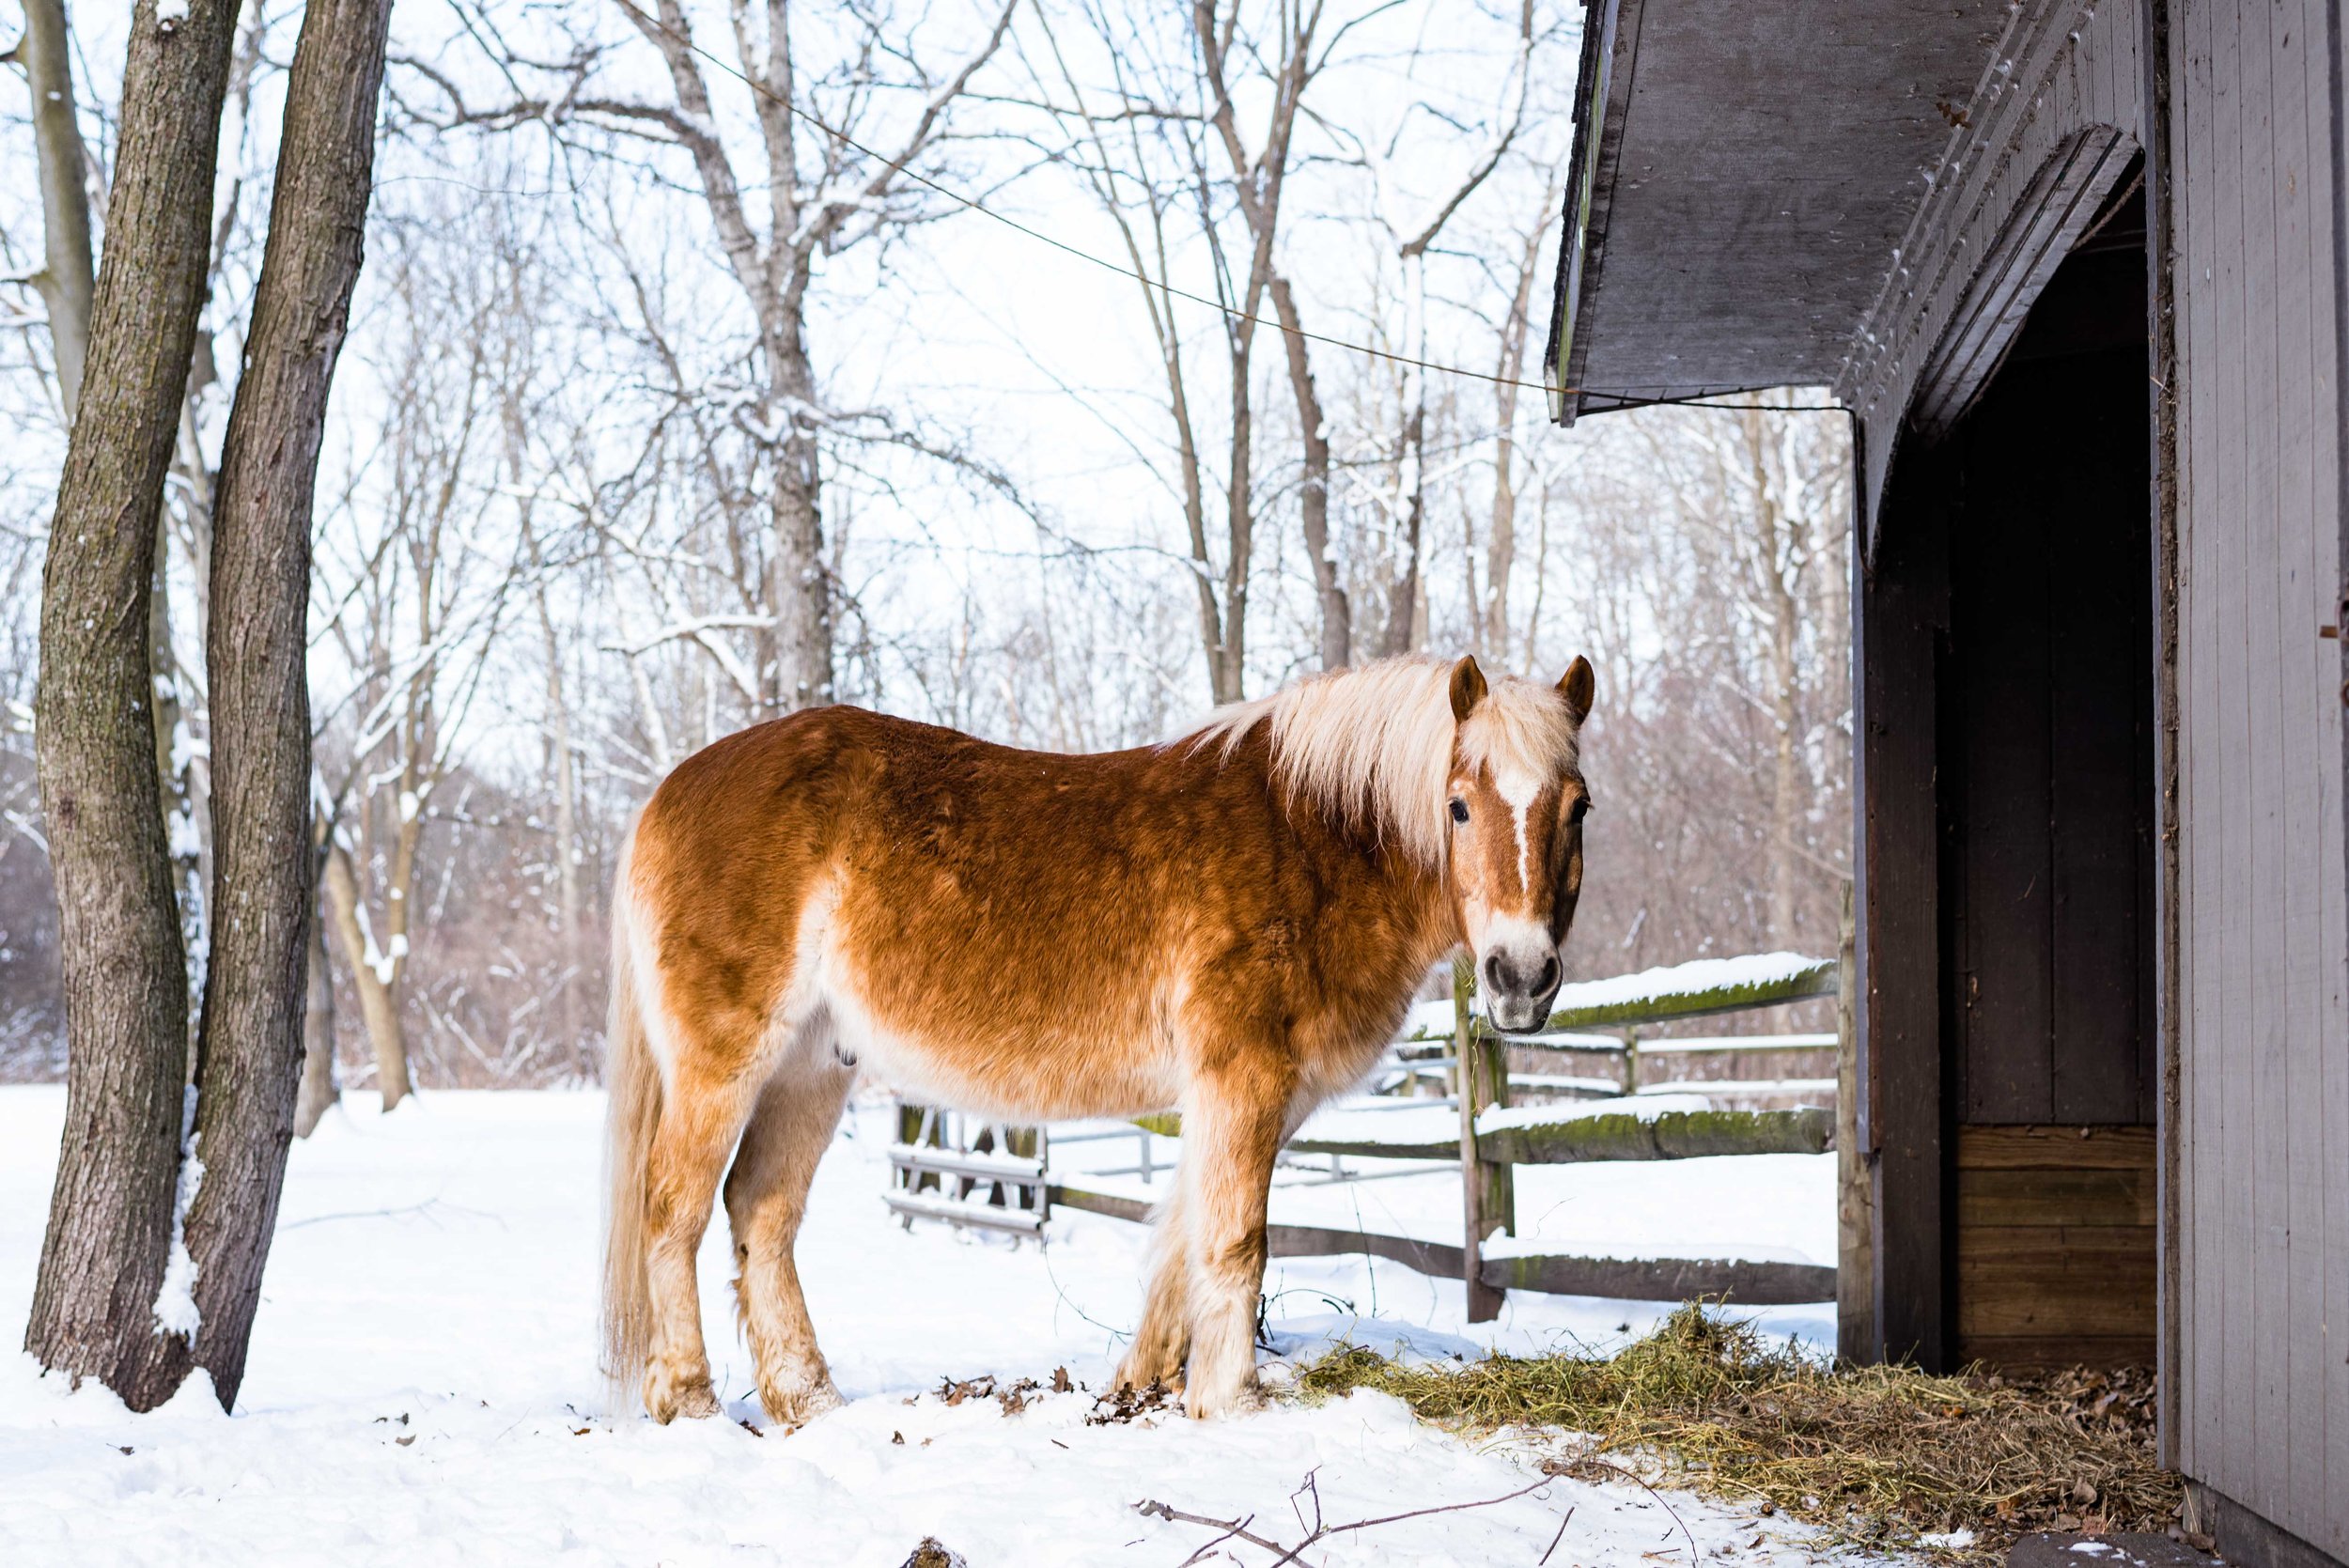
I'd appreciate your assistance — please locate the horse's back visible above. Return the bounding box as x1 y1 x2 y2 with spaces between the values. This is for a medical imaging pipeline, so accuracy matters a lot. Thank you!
625 706 1269 1115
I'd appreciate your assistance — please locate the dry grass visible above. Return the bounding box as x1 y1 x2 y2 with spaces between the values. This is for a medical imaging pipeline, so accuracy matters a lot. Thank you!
1291 1304 2178 1560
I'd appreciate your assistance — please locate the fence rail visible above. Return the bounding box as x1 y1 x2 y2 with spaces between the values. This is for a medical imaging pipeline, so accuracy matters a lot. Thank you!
895 939 1852 1312
1127 1105 1833 1164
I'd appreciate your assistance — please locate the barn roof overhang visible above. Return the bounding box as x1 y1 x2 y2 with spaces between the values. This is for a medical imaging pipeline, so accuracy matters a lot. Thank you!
1541 0 2019 424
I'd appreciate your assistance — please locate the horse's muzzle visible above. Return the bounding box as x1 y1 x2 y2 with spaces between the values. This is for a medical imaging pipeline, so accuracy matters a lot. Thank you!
1482 948 1562 1034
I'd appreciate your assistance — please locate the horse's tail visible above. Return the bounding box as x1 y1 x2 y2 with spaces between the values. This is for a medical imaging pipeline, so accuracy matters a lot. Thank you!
600 827 660 1407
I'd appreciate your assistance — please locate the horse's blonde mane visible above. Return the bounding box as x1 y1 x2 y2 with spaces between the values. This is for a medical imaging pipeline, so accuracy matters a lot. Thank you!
1180 656 1580 868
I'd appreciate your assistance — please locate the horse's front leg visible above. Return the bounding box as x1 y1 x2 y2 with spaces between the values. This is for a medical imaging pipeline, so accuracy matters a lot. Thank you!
1179 1057 1291 1420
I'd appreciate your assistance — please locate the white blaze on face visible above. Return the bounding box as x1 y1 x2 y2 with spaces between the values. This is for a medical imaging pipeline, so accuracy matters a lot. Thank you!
1490 761 1542 906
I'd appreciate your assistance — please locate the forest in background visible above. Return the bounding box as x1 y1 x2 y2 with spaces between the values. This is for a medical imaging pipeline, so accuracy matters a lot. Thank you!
0 0 1850 1094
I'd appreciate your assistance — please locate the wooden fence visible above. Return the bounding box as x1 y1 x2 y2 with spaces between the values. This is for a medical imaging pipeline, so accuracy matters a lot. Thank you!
890 937 1855 1316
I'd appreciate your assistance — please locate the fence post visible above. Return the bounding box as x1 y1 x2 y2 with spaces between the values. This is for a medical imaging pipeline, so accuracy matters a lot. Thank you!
1834 877 1875 1361
1456 955 1515 1323
1620 1027 1641 1094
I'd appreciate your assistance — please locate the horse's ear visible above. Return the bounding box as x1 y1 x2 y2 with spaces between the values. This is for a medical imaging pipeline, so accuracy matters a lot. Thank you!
1448 656 1488 722
1558 656 1595 723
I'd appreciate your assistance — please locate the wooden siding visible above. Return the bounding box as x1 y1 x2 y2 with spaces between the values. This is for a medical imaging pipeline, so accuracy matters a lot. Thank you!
1955 1126 2157 1367
2165 0 2349 1558
1842 0 2145 540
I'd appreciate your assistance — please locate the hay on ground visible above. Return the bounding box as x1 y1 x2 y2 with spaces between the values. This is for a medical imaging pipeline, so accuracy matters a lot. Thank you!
1290 1303 2177 1560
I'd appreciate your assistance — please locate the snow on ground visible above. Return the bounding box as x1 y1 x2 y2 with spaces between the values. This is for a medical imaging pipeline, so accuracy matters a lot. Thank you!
0 1086 1873 1566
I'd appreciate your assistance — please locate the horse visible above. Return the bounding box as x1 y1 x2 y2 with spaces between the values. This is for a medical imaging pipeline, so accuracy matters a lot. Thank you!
601 651 1595 1424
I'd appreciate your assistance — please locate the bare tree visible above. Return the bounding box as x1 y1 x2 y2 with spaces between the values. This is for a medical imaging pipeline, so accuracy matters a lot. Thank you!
315 264 517 1109
179 0 393 1404
402 0 1016 715
28 0 247 1413
1478 219 1545 657
10 0 95 417
1357 0 1534 656
1018 0 1337 701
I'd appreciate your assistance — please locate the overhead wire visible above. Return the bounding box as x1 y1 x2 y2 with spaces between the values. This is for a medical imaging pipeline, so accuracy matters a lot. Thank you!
604 0 1842 417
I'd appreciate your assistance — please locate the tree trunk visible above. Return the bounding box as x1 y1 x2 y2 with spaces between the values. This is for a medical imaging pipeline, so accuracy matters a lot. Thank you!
182 0 390 1406
321 840 411 1110
1215 341 1254 705
770 342 832 711
293 871 338 1138
1379 405 1427 659
26 0 243 1413
1746 408 1804 947
524 519 585 1064
1268 273 1347 669
18 0 96 418
1482 229 1542 659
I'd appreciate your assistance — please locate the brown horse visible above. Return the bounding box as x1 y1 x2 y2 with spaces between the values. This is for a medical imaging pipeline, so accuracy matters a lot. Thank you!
602 652 1595 1423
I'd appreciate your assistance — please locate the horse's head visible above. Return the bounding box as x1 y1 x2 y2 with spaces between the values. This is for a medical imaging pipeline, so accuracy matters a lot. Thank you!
1442 654 1595 1033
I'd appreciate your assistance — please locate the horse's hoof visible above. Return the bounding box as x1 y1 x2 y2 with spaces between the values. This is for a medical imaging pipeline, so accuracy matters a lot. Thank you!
762 1374 843 1426
1114 1347 1185 1393
646 1367 723 1423
1183 1379 1265 1421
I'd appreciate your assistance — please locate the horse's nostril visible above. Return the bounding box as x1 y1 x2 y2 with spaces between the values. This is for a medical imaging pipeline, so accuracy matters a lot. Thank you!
1535 955 1560 993
1483 954 1507 994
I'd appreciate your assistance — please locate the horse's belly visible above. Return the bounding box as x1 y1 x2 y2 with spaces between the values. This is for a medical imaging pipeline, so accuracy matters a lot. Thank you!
831 998 1179 1123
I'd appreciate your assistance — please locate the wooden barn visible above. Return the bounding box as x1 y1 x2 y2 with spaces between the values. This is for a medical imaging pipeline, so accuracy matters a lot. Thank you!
1543 3 2347 1565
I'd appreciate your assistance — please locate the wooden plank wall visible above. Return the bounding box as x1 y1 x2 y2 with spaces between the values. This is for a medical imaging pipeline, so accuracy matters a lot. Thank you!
2166 0 2349 1558
1955 1126 2157 1366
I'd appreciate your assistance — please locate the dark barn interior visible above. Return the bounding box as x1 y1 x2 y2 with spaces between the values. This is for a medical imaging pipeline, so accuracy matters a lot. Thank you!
1874 181 2160 1372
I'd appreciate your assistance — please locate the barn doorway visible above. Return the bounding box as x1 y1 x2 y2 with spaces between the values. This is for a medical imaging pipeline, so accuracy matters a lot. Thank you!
1860 176 2159 1371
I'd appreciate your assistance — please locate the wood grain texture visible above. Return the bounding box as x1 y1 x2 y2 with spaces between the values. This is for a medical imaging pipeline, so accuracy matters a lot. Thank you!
1957 1333 2160 1368
2167 0 2349 1552
1957 1168 2158 1229
1953 1125 2157 1367
1956 1125 2156 1168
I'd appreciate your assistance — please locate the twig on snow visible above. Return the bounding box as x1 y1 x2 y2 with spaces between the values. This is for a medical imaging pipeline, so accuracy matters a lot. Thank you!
1134 1471 1558 1566
1548 1452 1703 1568
1132 1500 1287 1561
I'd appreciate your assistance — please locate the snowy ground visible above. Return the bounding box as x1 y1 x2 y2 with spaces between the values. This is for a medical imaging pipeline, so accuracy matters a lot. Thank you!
0 1086 1875 1566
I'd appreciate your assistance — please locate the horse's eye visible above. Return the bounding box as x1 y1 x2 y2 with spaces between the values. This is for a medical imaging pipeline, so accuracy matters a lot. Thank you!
1448 799 1470 825
1568 797 1593 825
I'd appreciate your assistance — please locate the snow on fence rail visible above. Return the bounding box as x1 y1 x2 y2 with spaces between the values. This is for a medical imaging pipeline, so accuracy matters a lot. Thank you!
894 948 1848 1312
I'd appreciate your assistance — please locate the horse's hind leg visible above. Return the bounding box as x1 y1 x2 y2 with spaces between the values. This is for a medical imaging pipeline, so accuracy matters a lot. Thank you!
1178 1057 1291 1420
1116 1178 1191 1392
724 1042 853 1424
642 1058 762 1422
